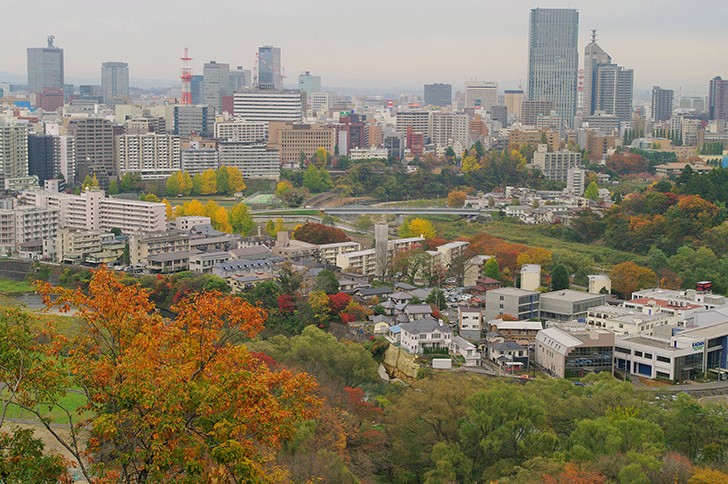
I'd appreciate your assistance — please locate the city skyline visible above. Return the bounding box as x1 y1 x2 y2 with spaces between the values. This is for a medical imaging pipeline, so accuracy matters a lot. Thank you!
2 1 728 95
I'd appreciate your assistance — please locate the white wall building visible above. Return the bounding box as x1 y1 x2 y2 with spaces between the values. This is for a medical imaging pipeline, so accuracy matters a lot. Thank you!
116 133 181 180
214 119 268 142
232 91 302 123
217 142 280 179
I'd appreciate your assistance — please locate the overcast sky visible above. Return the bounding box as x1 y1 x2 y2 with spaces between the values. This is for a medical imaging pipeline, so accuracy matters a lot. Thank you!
2 0 727 95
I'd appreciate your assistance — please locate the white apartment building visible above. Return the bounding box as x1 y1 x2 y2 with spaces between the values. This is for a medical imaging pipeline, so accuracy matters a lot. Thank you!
336 236 425 276
0 123 29 186
217 142 280 179
20 189 165 234
0 206 59 255
349 147 388 160
395 111 431 139
567 166 585 195
115 133 181 180
232 91 303 123
214 119 268 142
310 92 331 113
431 112 469 151
532 145 582 182
317 241 362 265
129 231 190 267
181 143 219 175
55 227 114 263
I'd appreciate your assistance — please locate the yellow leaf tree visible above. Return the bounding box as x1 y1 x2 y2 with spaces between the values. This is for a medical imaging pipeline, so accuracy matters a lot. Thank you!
461 156 481 174
401 217 436 240
227 166 246 194
447 190 467 208
162 198 175 220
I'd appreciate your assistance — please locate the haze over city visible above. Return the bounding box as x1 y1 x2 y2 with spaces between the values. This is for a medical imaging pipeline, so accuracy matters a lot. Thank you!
2 0 728 94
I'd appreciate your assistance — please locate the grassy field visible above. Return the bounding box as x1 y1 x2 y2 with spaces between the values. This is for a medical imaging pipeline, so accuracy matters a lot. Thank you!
3 390 91 424
377 198 447 208
0 278 35 294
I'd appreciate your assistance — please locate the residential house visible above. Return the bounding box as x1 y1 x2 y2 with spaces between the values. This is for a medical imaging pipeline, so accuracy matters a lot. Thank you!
399 316 452 354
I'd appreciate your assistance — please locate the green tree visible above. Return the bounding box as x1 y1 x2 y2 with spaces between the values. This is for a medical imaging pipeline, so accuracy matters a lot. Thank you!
314 269 340 294
108 179 119 195
216 165 230 195
483 257 500 280
550 265 570 290
0 428 70 483
229 203 255 235
122 241 130 265
584 181 600 200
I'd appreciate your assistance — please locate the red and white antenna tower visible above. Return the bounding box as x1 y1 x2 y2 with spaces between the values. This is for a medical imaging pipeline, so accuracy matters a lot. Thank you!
180 47 192 105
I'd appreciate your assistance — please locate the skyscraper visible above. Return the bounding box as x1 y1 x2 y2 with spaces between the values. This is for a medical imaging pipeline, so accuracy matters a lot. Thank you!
424 83 452 107
27 36 64 95
651 86 674 122
583 31 633 122
708 76 728 121
101 62 129 105
504 90 524 122
258 46 282 90
527 8 579 129
465 81 497 110
0 124 29 186
67 118 115 185
202 61 230 112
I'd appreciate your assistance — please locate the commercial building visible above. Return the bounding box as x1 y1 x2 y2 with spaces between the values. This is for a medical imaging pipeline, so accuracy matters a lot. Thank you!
593 64 634 122
504 89 524 122
485 287 540 321
0 124 29 186
535 326 614 378
395 110 431 140
258 46 282 90
101 62 129 105
27 36 64 101
202 61 230 113
115 133 181 180
214 119 267 142
232 90 302 123
298 71 321 95
229 66 252 92
532 145 582 182
539 290 607 321
67 117 115 183
651 86 674 122
582 31 611 116
424 83 452 107
217 142 280 179
522 100 555 126
430 113 469 151
528 8 579 128
708 76 728 121
173 105 214 137
27 134 58 184
268 122 336 164
465 81 497 110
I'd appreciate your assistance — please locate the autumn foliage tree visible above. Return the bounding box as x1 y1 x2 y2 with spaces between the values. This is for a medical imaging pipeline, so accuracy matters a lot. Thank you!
293 222 350 245
610 261 657 298
446 190 467 207
399 217 437 239
32 268 319 482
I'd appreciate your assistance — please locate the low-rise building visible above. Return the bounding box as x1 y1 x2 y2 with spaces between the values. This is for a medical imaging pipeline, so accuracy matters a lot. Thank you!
535 327 614 378
451 335 481 367
485 287 540 321
189 251 231 273
458 307 483 332
129 231 191 268
489 320 543 345
399 316 452 354
539 290 607 321
317 241 361 265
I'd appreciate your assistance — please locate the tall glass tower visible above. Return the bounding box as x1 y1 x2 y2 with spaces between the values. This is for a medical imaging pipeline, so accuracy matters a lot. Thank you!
527 8 579 129
258 46 281 90
27 36 64 95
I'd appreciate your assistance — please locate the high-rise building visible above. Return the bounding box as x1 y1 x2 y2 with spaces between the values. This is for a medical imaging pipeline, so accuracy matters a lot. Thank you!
594 64 634 122
214 120 268 142
583 32 633 122
67 118 115 184
298 71 321 94
27 36 64 96
395 111 432 140
217 142 280 179
0 124 29 186
28 134 57 184
173 105 214 137
651 86 674 122
504 90 524 122
202 61 230 113
522 100 555 125
229 66 252 92
431 113 469 150
424 83 452 107
465 81 497 110
232 91 302 123
101 62 129 105
528 8 579 128
190 75 204 104
268 122 336 164
708 76 728 121
258 46 282 90
115 133 181 180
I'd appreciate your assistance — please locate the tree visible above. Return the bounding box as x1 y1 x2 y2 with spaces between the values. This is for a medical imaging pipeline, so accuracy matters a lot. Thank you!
276 179 294 201
216 165 230 194
293 222 350 245
140 192 160 202
610 261 657 298
0 427 70 483
551 265 570 291
226 166 246 194
197 168 218 195
584 181 600 200
315 147 328 168
119 172 142 192
162 198 175 220
447 190 467 207
483 258 500 280
400 217 436 239
122 241 131 265
32 268 319 482
314 269 340 294
303 164 332 193
461 155 481 174
229 202 255 235
108 179 119 195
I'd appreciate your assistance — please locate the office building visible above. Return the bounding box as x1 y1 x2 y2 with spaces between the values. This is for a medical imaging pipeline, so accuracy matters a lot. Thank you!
708 76 728 121
582 31 611 115
528 8 579 128
485 287 540 321
124 116 166 135
0 124 29 186
258 46 282 90
67 118 115 184
465 81 497 110
522 100 555 125
190 75 204 105
395 110 431 139
651 86 674 122
229 66 252 92
539 290 607 321
101 62 129 105
27 36 64 97
214 119 267 142
504 89 524 122
232 90 302 123
218 142 280 179
27 134 58 184
298 71 321 94
202 61 230 113
173 105 214 137
268 122 336 164
536 327 614 378
310 92 331 113
594 64 633 122
424 83 452 107
115 133 181 180
490 105 507 126
532 145 582 182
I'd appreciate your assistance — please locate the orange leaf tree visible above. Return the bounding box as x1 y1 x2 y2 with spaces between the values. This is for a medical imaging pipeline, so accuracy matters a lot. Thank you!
610 261 657 299
35 267 320 482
